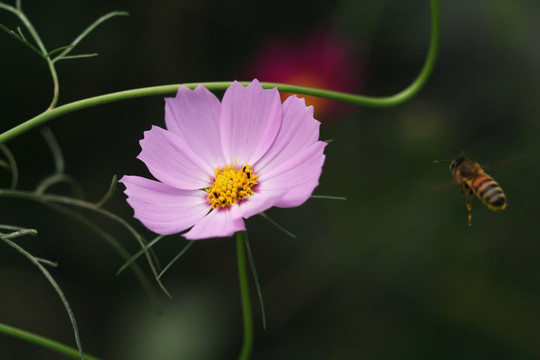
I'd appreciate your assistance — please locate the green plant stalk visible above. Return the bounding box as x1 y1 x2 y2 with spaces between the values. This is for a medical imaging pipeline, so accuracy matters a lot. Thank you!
0 230 85 359
3 3 48 54
1 4 128 116
0 322 101 360
51 11 129 62
0 188 170 298
0 0 439 144
236 231 254 360
47 62 60 109
241 231 267 329
43 201 163 314
0 1 60 108
0 143 18 188
157 240 194 279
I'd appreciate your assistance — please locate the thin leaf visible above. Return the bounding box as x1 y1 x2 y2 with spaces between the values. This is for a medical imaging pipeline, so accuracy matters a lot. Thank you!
243 232 267 329
0 228 37 238
157 241 194 280
53 11 129 61
259 212 296 239
15 26 26 41
45 44 74 58
94 175 117 208
55 53 98 62
0 224 29 233
35 257 58 267
0 230 85 360
34 128 84 197
310 194 347 201
40 127 64 174
0 143 18 189
0 23 44 58
0 2 17 12
116 235 163 275
43 201 163 314
34 173 84 196
0 189 168 298
0 322 101 360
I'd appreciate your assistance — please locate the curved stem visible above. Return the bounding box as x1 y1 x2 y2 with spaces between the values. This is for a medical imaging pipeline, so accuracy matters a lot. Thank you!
0 0 439 144
0 188 170 298
21 11 60 109
0 2 60 109
1 229 85 360
46 60 60 109
0 322 101 360
12 8 48 55
236 231 254 360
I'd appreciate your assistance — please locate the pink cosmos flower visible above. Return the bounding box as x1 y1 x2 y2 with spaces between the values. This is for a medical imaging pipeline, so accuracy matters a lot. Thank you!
120 80 326 240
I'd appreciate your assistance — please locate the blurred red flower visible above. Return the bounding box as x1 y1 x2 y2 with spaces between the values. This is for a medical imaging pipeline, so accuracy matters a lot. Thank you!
246 30 364 119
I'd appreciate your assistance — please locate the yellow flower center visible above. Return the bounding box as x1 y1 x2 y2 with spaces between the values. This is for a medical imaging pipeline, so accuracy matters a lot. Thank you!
206 163 259 209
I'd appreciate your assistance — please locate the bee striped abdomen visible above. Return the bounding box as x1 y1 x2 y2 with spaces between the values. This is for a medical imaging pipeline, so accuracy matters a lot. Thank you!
436 154 508 226
469 175 506 211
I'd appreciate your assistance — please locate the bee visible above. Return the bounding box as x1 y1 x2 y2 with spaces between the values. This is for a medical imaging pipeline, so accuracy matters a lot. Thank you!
434 153 507 226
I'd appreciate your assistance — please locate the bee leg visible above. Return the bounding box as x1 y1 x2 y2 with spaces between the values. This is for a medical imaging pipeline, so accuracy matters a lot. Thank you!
466 194 472 226
459 183 473 226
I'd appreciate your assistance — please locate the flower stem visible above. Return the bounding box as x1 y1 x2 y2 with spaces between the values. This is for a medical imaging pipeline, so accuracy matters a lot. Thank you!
0 322 101 360
0 0 440 144
236 231 254 360
0 1 60 109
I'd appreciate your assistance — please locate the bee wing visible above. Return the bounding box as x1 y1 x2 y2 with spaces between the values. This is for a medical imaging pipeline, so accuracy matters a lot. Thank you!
479 154 524 170
427 179 457 192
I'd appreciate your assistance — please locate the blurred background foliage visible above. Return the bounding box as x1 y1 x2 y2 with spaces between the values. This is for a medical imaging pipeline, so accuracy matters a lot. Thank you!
1 0 540 359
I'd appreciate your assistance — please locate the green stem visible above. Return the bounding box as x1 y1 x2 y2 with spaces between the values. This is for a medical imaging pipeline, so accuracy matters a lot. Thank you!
0 2 60 109
236 231 254 360
46 60 60 109
0 322 101 360
1 230 85 360
0 188 170 298
0 0 439 144
10 7 48 55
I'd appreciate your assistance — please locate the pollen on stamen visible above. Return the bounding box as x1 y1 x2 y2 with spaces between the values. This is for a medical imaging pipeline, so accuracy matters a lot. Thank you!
206 163 259 209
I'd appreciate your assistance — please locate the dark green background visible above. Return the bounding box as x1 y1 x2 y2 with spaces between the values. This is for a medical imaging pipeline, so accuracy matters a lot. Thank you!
1 0 540 359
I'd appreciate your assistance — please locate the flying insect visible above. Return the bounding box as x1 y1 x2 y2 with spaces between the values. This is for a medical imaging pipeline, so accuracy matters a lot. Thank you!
434 153 507 226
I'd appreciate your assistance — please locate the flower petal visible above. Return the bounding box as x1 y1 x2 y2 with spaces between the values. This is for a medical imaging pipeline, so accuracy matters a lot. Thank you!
236 189 286 219
220 80 282 165
260 141 326 207
165 85 225 169
120 175 209 235
183 207 245 240
138 126 213 190
255 95 321 172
